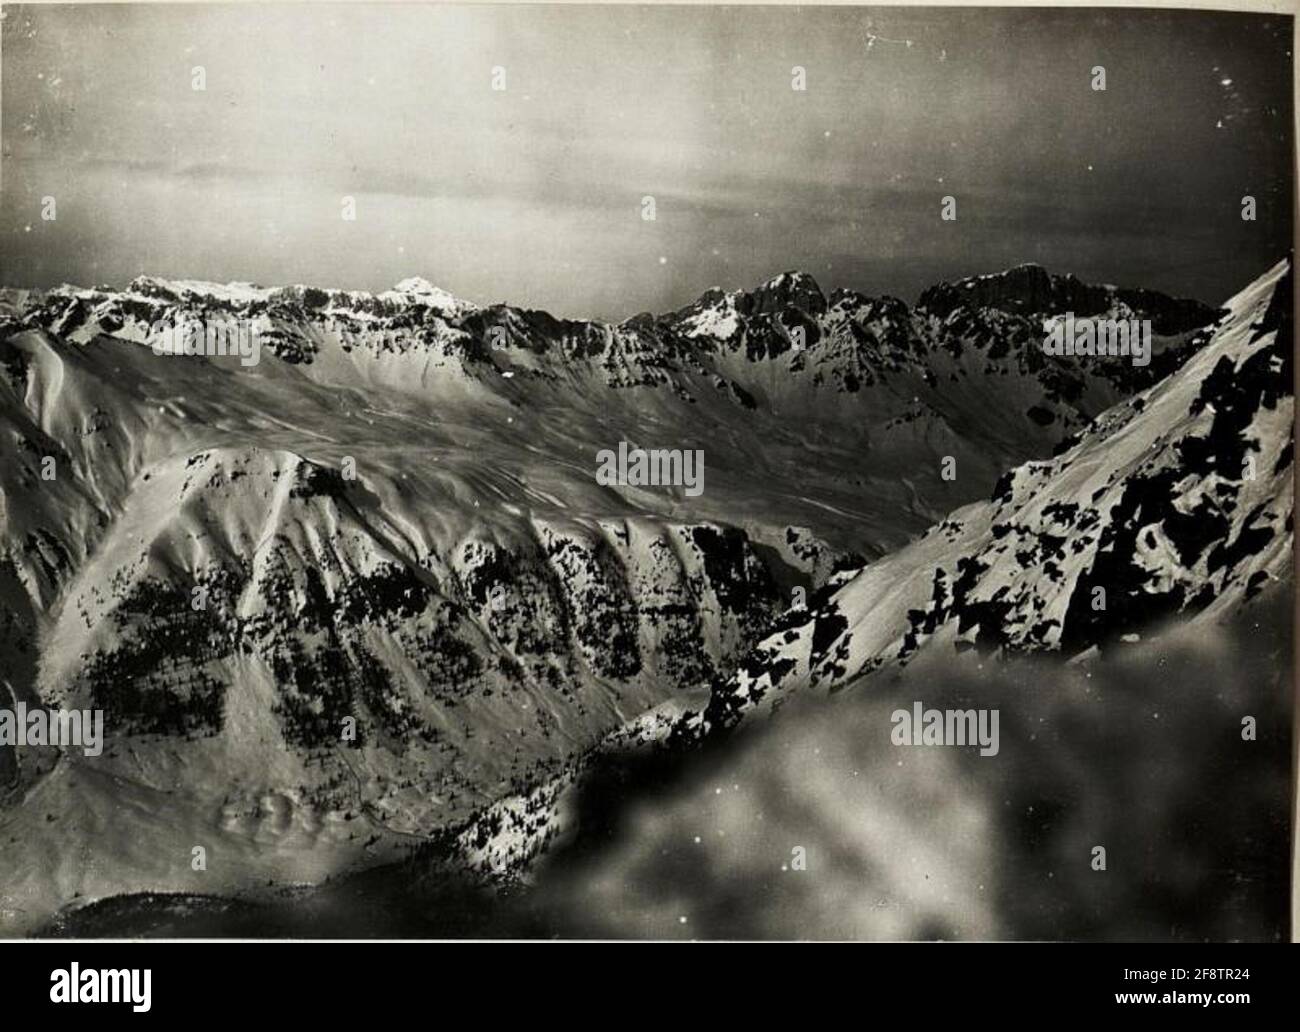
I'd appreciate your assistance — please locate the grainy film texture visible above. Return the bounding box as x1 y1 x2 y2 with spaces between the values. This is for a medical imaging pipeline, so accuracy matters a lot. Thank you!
0 4 1293 940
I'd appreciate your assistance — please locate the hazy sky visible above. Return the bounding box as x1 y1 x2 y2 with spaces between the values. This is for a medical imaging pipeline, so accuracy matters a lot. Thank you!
0 4 1293 319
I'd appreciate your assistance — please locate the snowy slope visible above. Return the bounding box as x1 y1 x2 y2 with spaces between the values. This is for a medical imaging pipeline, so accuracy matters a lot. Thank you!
0 260 1236 931
696 258 1292 731
439 258 1292 881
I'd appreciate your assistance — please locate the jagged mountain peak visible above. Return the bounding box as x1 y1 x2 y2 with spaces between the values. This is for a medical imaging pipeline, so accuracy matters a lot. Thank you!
668 270 833 343
917 263 1216 333
384 277 480 316
746 269 828 315
693 257 1293 734
391 276 441 293
124 276 271 305
759 269 823 292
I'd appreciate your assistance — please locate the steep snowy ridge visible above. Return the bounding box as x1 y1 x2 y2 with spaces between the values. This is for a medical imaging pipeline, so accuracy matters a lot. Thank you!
0 260 1221 656
440 258 1292 881
11 263 1216 432
697 257 1293 731
0 259 1266 931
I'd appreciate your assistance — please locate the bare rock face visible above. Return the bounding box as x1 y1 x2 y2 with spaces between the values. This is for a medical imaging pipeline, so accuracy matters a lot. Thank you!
917 262 1217 335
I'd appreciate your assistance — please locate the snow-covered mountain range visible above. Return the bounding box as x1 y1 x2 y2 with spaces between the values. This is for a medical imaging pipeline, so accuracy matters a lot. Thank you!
442 257 1292 892
0 256 1287 935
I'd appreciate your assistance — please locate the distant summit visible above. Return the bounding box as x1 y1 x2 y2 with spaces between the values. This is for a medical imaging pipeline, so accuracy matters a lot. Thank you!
745 271 828 317
917 263 1216 334
384 277 480 318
